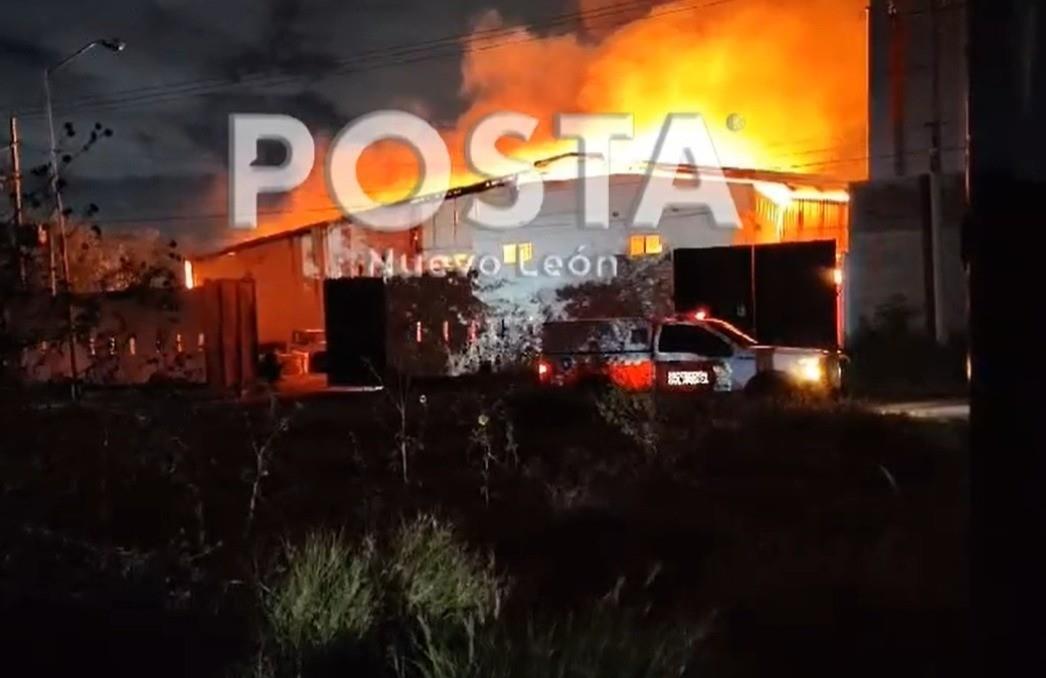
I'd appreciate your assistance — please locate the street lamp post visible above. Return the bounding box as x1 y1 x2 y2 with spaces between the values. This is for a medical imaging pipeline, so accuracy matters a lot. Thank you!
44 37 125 397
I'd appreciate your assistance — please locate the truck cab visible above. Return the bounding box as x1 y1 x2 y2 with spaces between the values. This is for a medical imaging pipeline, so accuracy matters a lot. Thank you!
653 313 842 394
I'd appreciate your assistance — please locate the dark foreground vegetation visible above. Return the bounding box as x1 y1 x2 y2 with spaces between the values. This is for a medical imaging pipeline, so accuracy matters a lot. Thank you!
0 382 968 677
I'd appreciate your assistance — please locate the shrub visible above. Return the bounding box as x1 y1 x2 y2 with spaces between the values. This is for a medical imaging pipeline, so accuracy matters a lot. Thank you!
386 515 503 626
260 518 505 676
594 388 659 457
264 532 378 657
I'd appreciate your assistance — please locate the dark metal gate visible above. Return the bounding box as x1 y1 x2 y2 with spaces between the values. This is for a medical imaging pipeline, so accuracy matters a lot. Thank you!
673 240 838 348
324 278 387 386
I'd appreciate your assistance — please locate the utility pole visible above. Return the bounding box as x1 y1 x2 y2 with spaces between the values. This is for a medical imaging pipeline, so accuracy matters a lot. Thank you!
968 0 1046 672
43 70 80 397
8 116 26 286
927 0 947 344
888 1 908 177
41 38 125 399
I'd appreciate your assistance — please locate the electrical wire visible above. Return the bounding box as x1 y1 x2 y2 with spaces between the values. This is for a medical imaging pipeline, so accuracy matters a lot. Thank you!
6 0 744 119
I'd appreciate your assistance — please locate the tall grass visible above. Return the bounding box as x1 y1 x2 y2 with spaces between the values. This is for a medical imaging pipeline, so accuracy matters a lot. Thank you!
387 515 503 626
264 532 378 657
594 389 660 458
261 516 505 676
407 607 697 678
261 517 696 678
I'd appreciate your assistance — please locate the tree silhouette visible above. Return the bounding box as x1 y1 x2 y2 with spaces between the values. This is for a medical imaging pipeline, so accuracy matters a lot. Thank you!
2 120 185 385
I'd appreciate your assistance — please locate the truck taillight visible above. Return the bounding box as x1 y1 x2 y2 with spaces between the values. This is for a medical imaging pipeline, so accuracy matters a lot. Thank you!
537 359 552 380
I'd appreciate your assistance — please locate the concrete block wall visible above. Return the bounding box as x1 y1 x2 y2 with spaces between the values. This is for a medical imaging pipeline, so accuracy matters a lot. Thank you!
847 173 967 339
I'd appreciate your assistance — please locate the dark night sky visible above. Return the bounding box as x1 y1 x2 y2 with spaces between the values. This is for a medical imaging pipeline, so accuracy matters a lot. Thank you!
0 0 588 251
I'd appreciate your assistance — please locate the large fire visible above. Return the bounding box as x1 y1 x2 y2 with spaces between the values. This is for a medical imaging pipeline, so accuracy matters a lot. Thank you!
258 0 867 236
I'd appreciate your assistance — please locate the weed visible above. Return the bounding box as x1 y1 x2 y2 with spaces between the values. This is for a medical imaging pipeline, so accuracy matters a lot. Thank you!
244 396 297 539
386 514 503 626
405 605 698 678
594 388 660 458
264 532 378 658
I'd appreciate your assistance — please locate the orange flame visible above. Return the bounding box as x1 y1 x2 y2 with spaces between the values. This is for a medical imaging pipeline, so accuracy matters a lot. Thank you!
257 0 867 236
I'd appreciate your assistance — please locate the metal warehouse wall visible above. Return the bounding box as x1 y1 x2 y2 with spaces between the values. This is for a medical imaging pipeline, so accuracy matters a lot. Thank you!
192 230 325 346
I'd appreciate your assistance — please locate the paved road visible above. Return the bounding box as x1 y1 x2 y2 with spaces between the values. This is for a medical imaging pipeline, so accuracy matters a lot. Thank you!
872 399 969 421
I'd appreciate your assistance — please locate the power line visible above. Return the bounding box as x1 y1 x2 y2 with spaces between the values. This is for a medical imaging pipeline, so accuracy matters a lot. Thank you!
2 2 945 229
9 0 942 120
8 0 746 119
5 0 658 112
780 144 966 170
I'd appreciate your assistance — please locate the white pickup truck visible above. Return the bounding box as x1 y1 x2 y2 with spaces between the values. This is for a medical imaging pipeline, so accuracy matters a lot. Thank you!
538 313 844 395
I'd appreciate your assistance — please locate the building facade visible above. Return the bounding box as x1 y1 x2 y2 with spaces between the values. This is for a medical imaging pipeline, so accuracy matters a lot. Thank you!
191 161 850 376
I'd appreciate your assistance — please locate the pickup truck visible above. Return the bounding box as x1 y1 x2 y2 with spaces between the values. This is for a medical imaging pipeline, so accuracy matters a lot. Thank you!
536 313 844 395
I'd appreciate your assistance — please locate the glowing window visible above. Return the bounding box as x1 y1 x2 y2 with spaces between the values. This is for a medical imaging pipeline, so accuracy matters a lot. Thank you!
630 233 663 256
502 243 534 264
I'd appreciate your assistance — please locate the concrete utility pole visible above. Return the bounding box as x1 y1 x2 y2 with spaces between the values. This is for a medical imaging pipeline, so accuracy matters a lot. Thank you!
967 0 1046 672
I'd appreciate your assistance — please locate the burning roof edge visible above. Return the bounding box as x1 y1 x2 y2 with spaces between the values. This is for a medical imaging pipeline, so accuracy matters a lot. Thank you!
192 156 849 261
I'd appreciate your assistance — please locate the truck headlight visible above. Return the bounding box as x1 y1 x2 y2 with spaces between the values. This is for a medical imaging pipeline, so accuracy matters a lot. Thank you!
793 356 825 384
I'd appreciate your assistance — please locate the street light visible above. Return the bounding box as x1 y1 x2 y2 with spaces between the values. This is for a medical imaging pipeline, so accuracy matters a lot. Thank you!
43 37 125 397
44 38 125 294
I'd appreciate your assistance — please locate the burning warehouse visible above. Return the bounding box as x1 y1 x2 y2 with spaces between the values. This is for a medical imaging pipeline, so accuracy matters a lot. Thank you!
0 0 1000 671
182 0 872 386
183 0 969 389
190 157 850 385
